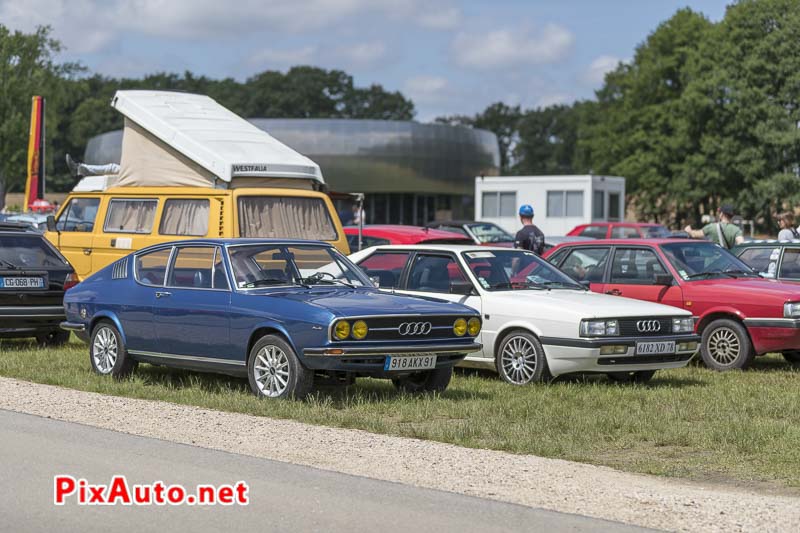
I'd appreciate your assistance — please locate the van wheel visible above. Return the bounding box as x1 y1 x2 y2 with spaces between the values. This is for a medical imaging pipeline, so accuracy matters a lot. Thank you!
701 319 754 371
495 330 551 384
90 321 136 379
248 335 313 399
607 370 656 384
392 367 452 393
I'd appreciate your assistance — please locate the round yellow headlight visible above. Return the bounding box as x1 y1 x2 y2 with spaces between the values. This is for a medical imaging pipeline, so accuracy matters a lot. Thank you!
334 320 351 340
352 320 368 340
467 317 481 336
453 318 467 337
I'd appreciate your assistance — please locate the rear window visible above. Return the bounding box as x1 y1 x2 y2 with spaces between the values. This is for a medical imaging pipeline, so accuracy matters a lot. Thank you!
0 235 67 269
238 197 337 241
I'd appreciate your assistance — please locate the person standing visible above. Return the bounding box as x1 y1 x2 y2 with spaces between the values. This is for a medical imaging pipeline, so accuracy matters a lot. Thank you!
776 212 800 240
683 204 744 249
514 204 545 255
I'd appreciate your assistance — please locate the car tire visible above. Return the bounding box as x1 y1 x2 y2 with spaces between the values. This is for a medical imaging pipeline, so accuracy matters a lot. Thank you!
607 370 657 384
89 321 136 379
495 330 551 384
391 366 453 393
782 351 800 366
247 334 313 399
36 329 70 347
700 319 755 371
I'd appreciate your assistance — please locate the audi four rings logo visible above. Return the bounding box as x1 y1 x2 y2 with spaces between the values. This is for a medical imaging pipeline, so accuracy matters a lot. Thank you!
636 320 662 333
398 322 433 335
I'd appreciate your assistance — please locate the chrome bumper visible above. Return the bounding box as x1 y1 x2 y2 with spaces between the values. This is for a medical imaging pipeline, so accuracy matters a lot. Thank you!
60 321 86 332
304 343 482 357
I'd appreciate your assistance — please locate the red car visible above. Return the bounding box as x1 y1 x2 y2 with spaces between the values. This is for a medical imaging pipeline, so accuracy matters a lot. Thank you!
544 238 800 370
344 225 472 251
567 222 676 239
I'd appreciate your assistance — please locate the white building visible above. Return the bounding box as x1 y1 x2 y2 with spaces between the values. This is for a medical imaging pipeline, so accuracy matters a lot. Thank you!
474 175 626 236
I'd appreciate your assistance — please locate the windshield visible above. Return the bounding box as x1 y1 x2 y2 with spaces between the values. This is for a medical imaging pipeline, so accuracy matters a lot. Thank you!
661 242 759 280
468 223 514 243
645 225 672 238
0 235 68 269
228 244 371 289
462 250 583 291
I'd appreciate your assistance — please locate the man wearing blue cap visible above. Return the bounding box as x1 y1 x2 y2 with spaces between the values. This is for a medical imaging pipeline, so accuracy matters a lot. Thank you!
514 204 545 255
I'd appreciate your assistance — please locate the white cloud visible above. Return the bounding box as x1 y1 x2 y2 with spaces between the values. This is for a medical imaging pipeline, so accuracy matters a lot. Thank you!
403 75 448 103
453 23 574 69
584 55 622 86
336 42 386 67
248 46 317 68
417 6 461 30
535 93 571 108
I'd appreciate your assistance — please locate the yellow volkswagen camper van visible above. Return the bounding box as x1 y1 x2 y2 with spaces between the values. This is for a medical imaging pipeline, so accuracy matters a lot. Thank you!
46 90 348 279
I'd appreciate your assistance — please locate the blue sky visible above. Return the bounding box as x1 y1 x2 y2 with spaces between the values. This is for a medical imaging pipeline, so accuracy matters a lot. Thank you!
1 0 730 121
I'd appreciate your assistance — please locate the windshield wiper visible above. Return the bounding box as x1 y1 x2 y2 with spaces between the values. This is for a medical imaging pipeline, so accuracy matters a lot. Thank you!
723 269 760 278
301 272 355 288
540 281 583 290
242 278 293 288
0 259 18 269
685 271 735 280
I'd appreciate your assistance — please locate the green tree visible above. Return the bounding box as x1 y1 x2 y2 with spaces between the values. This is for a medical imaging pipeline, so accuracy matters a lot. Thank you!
514 103 590 175
0 25 81 202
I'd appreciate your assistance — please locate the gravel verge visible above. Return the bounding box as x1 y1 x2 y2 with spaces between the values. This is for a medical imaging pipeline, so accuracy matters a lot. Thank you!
1 376 797 532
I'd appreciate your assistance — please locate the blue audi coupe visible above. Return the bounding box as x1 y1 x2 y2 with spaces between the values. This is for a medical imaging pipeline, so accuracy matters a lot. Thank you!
61 239 482 398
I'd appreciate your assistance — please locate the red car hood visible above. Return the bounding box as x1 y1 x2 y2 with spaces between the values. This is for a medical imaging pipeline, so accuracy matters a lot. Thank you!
687 277 800 302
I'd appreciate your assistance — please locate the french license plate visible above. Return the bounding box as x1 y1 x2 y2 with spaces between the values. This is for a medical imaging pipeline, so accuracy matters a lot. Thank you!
0 277 45 289
384 354 437 371
635 341 675 355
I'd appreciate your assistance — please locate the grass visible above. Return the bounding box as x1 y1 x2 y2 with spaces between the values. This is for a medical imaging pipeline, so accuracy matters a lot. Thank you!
2 338 800 492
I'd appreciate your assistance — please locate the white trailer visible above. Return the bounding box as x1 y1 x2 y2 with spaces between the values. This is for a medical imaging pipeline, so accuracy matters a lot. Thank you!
474 175 626 236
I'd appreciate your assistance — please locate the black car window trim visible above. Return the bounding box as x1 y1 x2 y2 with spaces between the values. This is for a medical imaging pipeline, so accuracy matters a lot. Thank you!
133 245 175 288
608 246 674 286
164 245 231 292
402 251 475 294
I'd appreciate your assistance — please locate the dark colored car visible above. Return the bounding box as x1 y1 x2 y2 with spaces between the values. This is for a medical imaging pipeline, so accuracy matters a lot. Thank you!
425 220 515 247
61 239 482 399
0 222 78 345
344 225 472 251
544 238 800 370
731 239 800 282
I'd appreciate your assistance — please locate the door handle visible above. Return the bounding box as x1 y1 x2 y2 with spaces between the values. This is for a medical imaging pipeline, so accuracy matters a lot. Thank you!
155 291 172 299
83 248 92 256
606 289 622 296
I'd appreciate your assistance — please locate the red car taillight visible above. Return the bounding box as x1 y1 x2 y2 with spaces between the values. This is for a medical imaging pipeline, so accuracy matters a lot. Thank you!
63 273 79 291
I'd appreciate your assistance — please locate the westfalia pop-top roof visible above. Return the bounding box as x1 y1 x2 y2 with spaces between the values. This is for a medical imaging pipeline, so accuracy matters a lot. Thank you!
111 90 323 185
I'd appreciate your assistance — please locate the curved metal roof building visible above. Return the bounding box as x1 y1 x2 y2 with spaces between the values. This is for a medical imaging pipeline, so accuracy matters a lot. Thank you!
85 118 500 224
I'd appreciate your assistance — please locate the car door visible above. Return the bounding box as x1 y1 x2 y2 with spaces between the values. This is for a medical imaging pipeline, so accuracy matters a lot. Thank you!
51 197 101 279
125 246 173 352
396 252 483 339
154 245 232 361
601 246 684 307
553 246 612 293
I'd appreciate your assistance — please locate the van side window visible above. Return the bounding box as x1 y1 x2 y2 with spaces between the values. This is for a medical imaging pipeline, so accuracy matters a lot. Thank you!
104 199 158 234
135 248 172 286
159 199 210 236
56 198 100 232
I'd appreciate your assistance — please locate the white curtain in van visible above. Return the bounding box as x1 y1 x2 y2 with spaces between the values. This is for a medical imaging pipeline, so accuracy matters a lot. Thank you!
239 197 336 240
159 199 210 236
105 199 158 233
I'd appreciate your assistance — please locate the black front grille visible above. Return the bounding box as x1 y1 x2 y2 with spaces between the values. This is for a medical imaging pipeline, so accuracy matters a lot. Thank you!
340 315 473 342
598 353 694 366
618 318 674 337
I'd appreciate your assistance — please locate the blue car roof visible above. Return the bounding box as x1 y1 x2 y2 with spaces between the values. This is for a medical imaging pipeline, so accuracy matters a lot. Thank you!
134 238 331 255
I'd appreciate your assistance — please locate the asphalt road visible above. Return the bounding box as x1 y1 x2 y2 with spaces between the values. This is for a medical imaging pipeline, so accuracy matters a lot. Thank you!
0 409 649 532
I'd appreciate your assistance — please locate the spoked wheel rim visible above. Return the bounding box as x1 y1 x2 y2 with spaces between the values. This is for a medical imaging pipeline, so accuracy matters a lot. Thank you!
92 327 118 374
501 335 538 384
707 327 741 366
253 344 291 397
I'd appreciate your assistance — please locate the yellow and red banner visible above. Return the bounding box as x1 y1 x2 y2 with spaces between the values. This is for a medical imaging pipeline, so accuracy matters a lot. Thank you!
24 96 46 212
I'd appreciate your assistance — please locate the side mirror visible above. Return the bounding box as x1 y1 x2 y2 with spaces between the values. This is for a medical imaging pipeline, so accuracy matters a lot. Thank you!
46 215 57 232
369 276 380 288
450 280 476 296
654 274 674 286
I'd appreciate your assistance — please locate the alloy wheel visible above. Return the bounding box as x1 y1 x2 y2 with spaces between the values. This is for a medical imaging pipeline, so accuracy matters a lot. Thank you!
253 344 291 397
501 335 538 384
707 327 741 366
92 326 118 374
